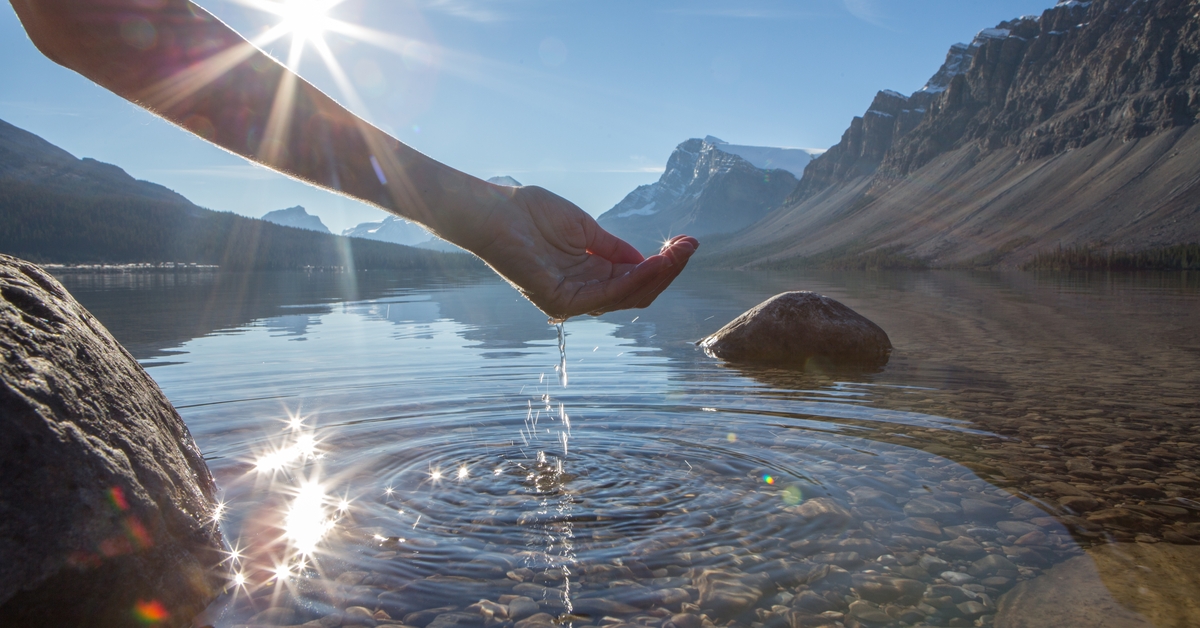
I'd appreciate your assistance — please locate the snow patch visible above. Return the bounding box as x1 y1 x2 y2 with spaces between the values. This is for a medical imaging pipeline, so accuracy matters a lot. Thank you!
617 202 658 218
977 28 1011 40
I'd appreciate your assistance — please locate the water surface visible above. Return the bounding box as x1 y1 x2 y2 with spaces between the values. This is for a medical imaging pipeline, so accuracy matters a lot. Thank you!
60 269 1200 628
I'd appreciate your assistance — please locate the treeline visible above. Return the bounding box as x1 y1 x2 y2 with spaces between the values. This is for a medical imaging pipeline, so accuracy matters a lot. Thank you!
1022 244 1200 271
0 177 482 271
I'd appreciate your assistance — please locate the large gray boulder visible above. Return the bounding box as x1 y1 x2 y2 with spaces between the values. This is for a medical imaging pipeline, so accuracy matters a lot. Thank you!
698 291 891 367
0 255 223 626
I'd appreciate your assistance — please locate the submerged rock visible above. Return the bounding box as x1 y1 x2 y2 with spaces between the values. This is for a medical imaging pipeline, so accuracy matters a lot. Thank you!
697 292 891 367
996 543 1200 628
0 255 223 625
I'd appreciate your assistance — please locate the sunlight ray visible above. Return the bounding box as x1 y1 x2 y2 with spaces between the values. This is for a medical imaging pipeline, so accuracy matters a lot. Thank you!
137 41 260 112
310 35 371 116
257 69 300 165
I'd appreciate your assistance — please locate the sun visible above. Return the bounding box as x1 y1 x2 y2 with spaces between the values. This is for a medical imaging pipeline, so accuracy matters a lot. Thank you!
276 0 338 45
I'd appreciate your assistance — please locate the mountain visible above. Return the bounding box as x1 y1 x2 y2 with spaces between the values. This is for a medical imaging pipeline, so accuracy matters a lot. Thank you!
342 176 522 250
0 118 480 271
342 215 433 247
596 138 803 254
701 136 820 178
707 0 1200 268
261 206 330 233
487 175 522 187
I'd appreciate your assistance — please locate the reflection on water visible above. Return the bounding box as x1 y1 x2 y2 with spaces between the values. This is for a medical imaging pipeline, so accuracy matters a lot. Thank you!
55 269 1200 628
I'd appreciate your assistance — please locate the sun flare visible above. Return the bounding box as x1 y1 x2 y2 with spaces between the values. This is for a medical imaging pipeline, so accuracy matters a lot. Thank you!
276 0 337 45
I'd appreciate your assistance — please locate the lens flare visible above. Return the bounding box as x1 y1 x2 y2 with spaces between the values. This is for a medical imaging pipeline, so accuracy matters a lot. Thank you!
284 481 334 556
133 599 169 625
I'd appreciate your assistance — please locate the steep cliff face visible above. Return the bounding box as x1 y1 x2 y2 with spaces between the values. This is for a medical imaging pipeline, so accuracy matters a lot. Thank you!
883 0 1200 178
715 0 1200 267
598 138 800 255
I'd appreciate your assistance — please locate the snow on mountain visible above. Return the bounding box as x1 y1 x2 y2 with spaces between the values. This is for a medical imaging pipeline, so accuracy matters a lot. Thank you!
702 136 820 178
343 214 433 247
261 206 331 234
486 175 522 186
597 137 803 254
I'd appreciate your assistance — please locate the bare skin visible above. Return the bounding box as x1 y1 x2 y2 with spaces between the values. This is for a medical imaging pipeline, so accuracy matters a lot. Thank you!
9 0 697 320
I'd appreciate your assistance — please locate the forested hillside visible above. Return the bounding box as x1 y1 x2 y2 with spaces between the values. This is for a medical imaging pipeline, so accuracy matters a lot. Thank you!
0 119 479 271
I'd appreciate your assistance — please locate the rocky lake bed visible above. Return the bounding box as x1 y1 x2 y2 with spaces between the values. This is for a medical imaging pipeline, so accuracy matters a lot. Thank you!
48 269 1200 628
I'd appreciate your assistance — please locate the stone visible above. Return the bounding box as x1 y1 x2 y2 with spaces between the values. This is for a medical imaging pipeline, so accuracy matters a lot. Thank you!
957 600 988 618
696 569 771 619
995 521 1041 537
466 600 507 622
652 587 692 609
507 596 539 620
904 497 962 521
849 487 897 510
792 497 854 529
792 590 834 614
405 608 460 628
968 555 1018 578
852 575 926 605
940 537 986 560
1086 509 1152 529
0 256 224 624
343 606 378 627
251 607 300 625
1058 495 1100 513
960 499 1008 521
426 612 484 628
697 292 891 367
513 613 555 628
992 544 1200 627
570 597 640 617
1014 531 1047 546
941 571 975 585
1009 501 1046 520
1109 484 1166 499
918 555 950 572
847 600 894 624
894 517 943 539
663 613 703 628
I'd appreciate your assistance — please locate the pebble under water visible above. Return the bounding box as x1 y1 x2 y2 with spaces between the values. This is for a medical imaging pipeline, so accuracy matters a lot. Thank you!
59 269 1200 628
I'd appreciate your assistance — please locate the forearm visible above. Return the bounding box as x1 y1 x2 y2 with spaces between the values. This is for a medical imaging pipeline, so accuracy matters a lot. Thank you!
9 0 495 248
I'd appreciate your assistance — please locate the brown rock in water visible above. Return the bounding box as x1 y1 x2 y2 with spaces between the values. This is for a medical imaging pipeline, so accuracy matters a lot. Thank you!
697 292 891 367
695 569 771 619
996 543 1200 628
0 255 223 625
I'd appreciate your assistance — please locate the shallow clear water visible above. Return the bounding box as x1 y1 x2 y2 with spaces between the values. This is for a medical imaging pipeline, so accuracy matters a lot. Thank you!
59 269 1200 628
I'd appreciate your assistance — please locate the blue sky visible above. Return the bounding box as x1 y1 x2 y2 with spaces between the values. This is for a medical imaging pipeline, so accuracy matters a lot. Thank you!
0 0 1052 232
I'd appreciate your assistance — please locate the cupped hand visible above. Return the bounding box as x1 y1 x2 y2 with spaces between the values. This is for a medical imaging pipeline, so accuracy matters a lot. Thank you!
467 185 697 321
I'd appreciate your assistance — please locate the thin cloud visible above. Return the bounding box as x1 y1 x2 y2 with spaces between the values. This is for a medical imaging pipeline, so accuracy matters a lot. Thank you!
843 0 890 28
662 7 823 19
418 0 508 22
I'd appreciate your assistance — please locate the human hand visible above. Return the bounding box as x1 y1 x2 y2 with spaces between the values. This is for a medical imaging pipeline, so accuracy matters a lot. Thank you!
466 185 697 321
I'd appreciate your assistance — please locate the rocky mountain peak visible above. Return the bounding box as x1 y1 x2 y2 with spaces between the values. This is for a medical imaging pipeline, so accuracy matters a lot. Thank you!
709 0 1200 269
261 205 330 234
598 137 803 253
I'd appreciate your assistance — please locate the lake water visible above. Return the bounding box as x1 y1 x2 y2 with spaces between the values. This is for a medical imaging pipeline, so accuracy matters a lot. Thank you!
58 269 1200 628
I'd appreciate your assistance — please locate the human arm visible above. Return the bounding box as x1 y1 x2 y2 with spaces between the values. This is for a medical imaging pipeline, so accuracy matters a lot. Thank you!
8 0 697 319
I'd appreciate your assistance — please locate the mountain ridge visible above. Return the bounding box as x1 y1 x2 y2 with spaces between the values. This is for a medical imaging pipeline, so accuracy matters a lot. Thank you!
706 0 1200 268
262 206 331 234
0 118 480 271
596 137 803 254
